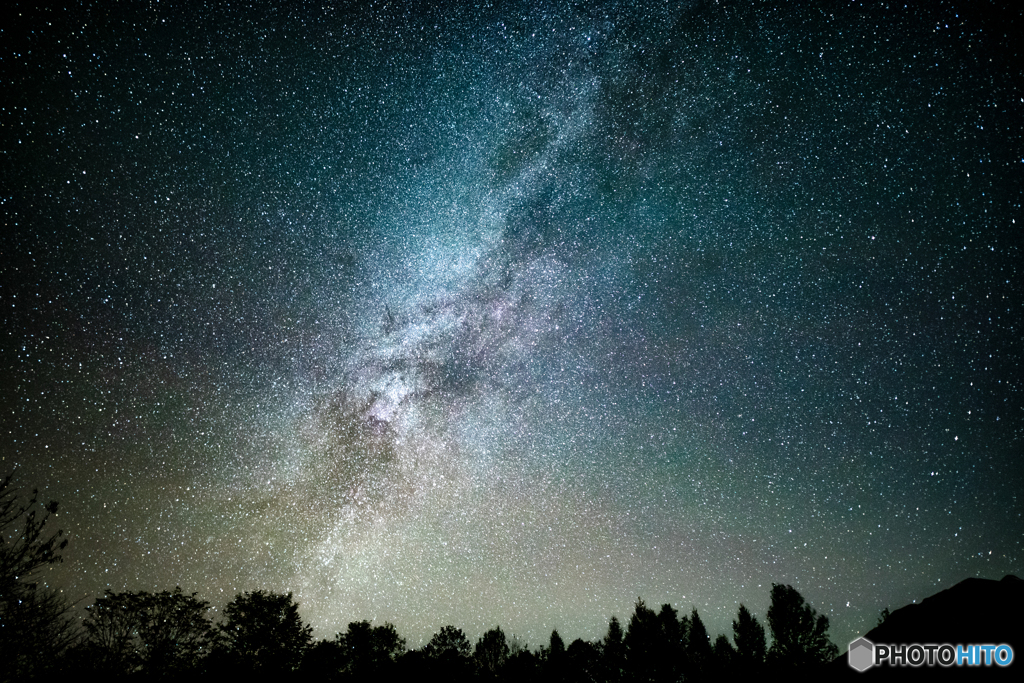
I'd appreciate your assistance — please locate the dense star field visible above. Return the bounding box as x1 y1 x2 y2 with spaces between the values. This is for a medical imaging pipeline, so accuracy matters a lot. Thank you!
2 0 1021 650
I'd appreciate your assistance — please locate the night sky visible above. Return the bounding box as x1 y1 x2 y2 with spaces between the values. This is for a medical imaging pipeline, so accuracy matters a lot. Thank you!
3 0 1021 650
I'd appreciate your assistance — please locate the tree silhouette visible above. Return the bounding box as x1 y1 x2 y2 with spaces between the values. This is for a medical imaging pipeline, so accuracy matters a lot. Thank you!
503 638 539 681
685 608 713 681
712 634 736 671
140 588 218 676
543 629 566 682
624 599 660 682
0 473 67 591
0 471 77 679
656 603 685 682
423 625 472 681
299 638 346 680
217 590 312 676
602 615 625 683
732 604 766 672
336 620 405 678
425 624 472 660
766 583 838 668
474 626 509 679
80 590 146 675
80 587 217 678
565 639 601 683
548 629 566 658
623 599 686 683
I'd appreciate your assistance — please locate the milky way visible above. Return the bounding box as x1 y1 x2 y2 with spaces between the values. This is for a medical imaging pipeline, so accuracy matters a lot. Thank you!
3 1 1021 649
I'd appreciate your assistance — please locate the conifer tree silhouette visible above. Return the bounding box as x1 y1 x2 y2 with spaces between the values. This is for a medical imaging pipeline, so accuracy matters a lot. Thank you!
686 608 713 681
624 599 660 682
603 615 626 683
732 604 766 672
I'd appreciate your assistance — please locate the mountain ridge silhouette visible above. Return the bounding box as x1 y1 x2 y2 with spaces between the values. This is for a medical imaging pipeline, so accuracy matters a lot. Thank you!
832 574 1023 678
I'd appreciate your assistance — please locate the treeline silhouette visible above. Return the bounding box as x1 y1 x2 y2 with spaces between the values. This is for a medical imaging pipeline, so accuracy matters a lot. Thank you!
2 472 839 681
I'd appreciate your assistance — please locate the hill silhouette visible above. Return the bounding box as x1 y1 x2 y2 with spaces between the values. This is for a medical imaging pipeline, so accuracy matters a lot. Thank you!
832 575 1023 679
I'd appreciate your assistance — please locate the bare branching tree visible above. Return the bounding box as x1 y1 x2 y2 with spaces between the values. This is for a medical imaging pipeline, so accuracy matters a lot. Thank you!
0 471 78 680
